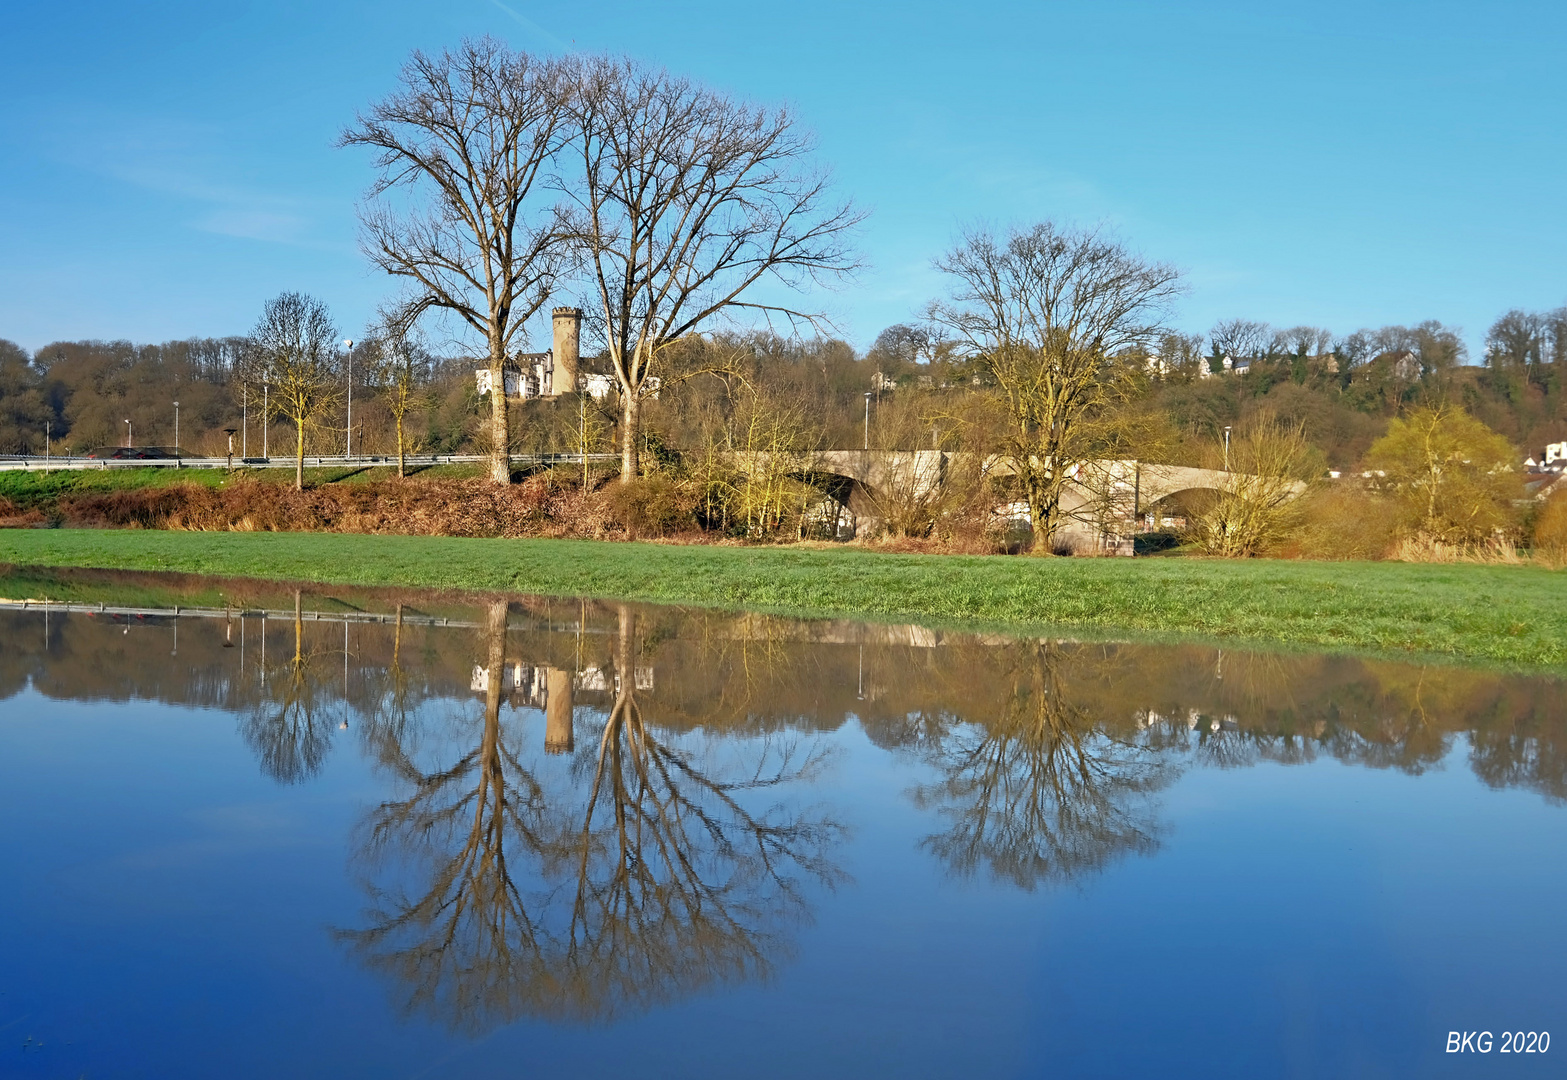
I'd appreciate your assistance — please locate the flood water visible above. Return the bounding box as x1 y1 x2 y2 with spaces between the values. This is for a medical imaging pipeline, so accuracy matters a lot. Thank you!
0 567 1563 1079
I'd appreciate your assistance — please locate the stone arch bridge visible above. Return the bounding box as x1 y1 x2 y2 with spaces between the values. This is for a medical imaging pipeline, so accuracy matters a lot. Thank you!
733 450 1286 551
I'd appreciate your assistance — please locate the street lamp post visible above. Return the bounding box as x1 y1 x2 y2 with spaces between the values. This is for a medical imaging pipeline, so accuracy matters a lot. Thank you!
1223 425 1232 472
125 419 132 449
44 420 50 474
174 400 180 467
242 385 248 459
863 392 872 451
344 339 355 459
262 385 269 458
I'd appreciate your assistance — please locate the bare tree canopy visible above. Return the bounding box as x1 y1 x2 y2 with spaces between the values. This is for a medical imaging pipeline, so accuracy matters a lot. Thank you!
363 318 436 478
1486 307 1566 384
341 38 572 484
931 222 1182 545
1272 325 1334 358
1207 318 1271 364
243 292 341 490
563 56 862 481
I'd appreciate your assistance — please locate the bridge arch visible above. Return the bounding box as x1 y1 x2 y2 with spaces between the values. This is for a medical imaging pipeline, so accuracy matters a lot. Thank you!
729 452 1288 544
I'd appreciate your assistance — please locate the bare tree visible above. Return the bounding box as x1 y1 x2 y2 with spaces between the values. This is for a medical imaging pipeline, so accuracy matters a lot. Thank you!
1486 307 1564 396
1153 330 1206 382
564 56 861 482
1187 416 1317 557
1207 318 1270 367
931 222 1182 546
1272 325 1333 358
342 38 572 485
243 293 341 490
365 319 434 478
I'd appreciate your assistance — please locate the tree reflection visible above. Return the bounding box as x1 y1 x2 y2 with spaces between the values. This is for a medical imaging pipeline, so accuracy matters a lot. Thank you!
240 591 333 783
912 643 1174 889
337 602 843 1033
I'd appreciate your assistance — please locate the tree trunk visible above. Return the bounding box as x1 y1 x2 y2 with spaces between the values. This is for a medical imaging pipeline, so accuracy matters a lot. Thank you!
1024 468 1059 554
620 392 640 483
396 413 406 479
295 419 305 491
488 342 511 485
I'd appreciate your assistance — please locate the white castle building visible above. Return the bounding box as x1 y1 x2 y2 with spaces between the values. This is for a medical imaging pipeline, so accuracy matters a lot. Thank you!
474 306 615 401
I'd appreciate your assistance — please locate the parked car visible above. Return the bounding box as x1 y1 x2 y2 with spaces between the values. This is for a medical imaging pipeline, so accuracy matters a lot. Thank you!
84 446 185 460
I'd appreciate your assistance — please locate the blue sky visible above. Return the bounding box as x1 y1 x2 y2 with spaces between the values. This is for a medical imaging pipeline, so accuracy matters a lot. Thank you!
2 0 1563 358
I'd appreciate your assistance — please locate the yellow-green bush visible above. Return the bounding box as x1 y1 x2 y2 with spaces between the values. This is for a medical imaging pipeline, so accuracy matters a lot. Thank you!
1363 406 1521 545
1533 488 1567 568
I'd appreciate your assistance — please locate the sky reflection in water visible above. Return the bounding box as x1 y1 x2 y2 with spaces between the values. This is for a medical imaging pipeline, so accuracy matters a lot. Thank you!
0 568 1563 1079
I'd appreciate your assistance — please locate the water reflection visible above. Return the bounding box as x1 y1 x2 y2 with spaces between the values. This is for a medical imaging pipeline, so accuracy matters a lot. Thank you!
911 641 1171 889
337 601 843 1031
3 567 1566 1038
242 591 334 784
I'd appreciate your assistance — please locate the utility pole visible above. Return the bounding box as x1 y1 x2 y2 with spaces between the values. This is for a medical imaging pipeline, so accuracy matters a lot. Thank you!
125 419 132 448
863 392 872 451
1223 425 1233 472
262 385 269 458
344 339 355 459
174 401 180 467
242 385 248 458
44 420 50 474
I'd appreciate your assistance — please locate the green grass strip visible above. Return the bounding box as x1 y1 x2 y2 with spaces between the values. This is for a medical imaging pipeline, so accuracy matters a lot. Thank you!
0 529 1561 670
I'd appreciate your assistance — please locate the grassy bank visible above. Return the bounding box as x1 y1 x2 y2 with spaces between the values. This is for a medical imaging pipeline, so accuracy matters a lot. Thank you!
0 529 1562 668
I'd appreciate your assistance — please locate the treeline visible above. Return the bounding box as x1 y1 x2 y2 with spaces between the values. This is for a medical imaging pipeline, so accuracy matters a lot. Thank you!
3 302 1561 469
0 334 479 458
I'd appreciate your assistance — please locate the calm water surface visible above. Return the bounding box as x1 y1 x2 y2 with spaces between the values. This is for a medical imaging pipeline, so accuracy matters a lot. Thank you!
0 568 1563 1079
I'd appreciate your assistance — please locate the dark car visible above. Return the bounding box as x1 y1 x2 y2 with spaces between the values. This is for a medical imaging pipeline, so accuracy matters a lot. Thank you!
85 446 186 460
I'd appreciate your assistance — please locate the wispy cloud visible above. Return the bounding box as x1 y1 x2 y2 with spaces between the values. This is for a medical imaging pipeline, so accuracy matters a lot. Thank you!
35 111 343 250
488 0 570 51
194 208 313 244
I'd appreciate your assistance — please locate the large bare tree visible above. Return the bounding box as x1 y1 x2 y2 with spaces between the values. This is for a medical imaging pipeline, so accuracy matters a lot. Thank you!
342 39 571 485
243 292 341 491
564 57 861 482
932 223 1182 546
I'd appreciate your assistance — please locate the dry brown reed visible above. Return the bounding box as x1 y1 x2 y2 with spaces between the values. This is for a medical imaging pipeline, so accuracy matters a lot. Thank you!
1389 534 1524 565
54 476 627 540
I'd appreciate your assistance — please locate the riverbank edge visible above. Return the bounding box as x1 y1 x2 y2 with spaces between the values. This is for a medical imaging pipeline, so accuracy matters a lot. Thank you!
1 529 1563 671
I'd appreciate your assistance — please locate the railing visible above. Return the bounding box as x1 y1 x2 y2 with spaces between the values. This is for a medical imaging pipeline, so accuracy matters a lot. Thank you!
0 453 621 473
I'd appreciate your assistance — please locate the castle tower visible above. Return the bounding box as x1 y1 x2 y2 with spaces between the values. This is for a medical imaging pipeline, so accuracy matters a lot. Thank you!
544 667 574 754
551 307 582 396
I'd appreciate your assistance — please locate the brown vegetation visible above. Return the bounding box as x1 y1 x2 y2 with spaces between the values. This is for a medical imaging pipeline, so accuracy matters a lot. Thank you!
54 476 626 540
0 495 47 529
1283 485 1399 561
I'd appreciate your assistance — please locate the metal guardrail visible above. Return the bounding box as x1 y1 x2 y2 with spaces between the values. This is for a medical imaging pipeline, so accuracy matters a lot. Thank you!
0 597 482 627
0 453 621 473
0 598 615 637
